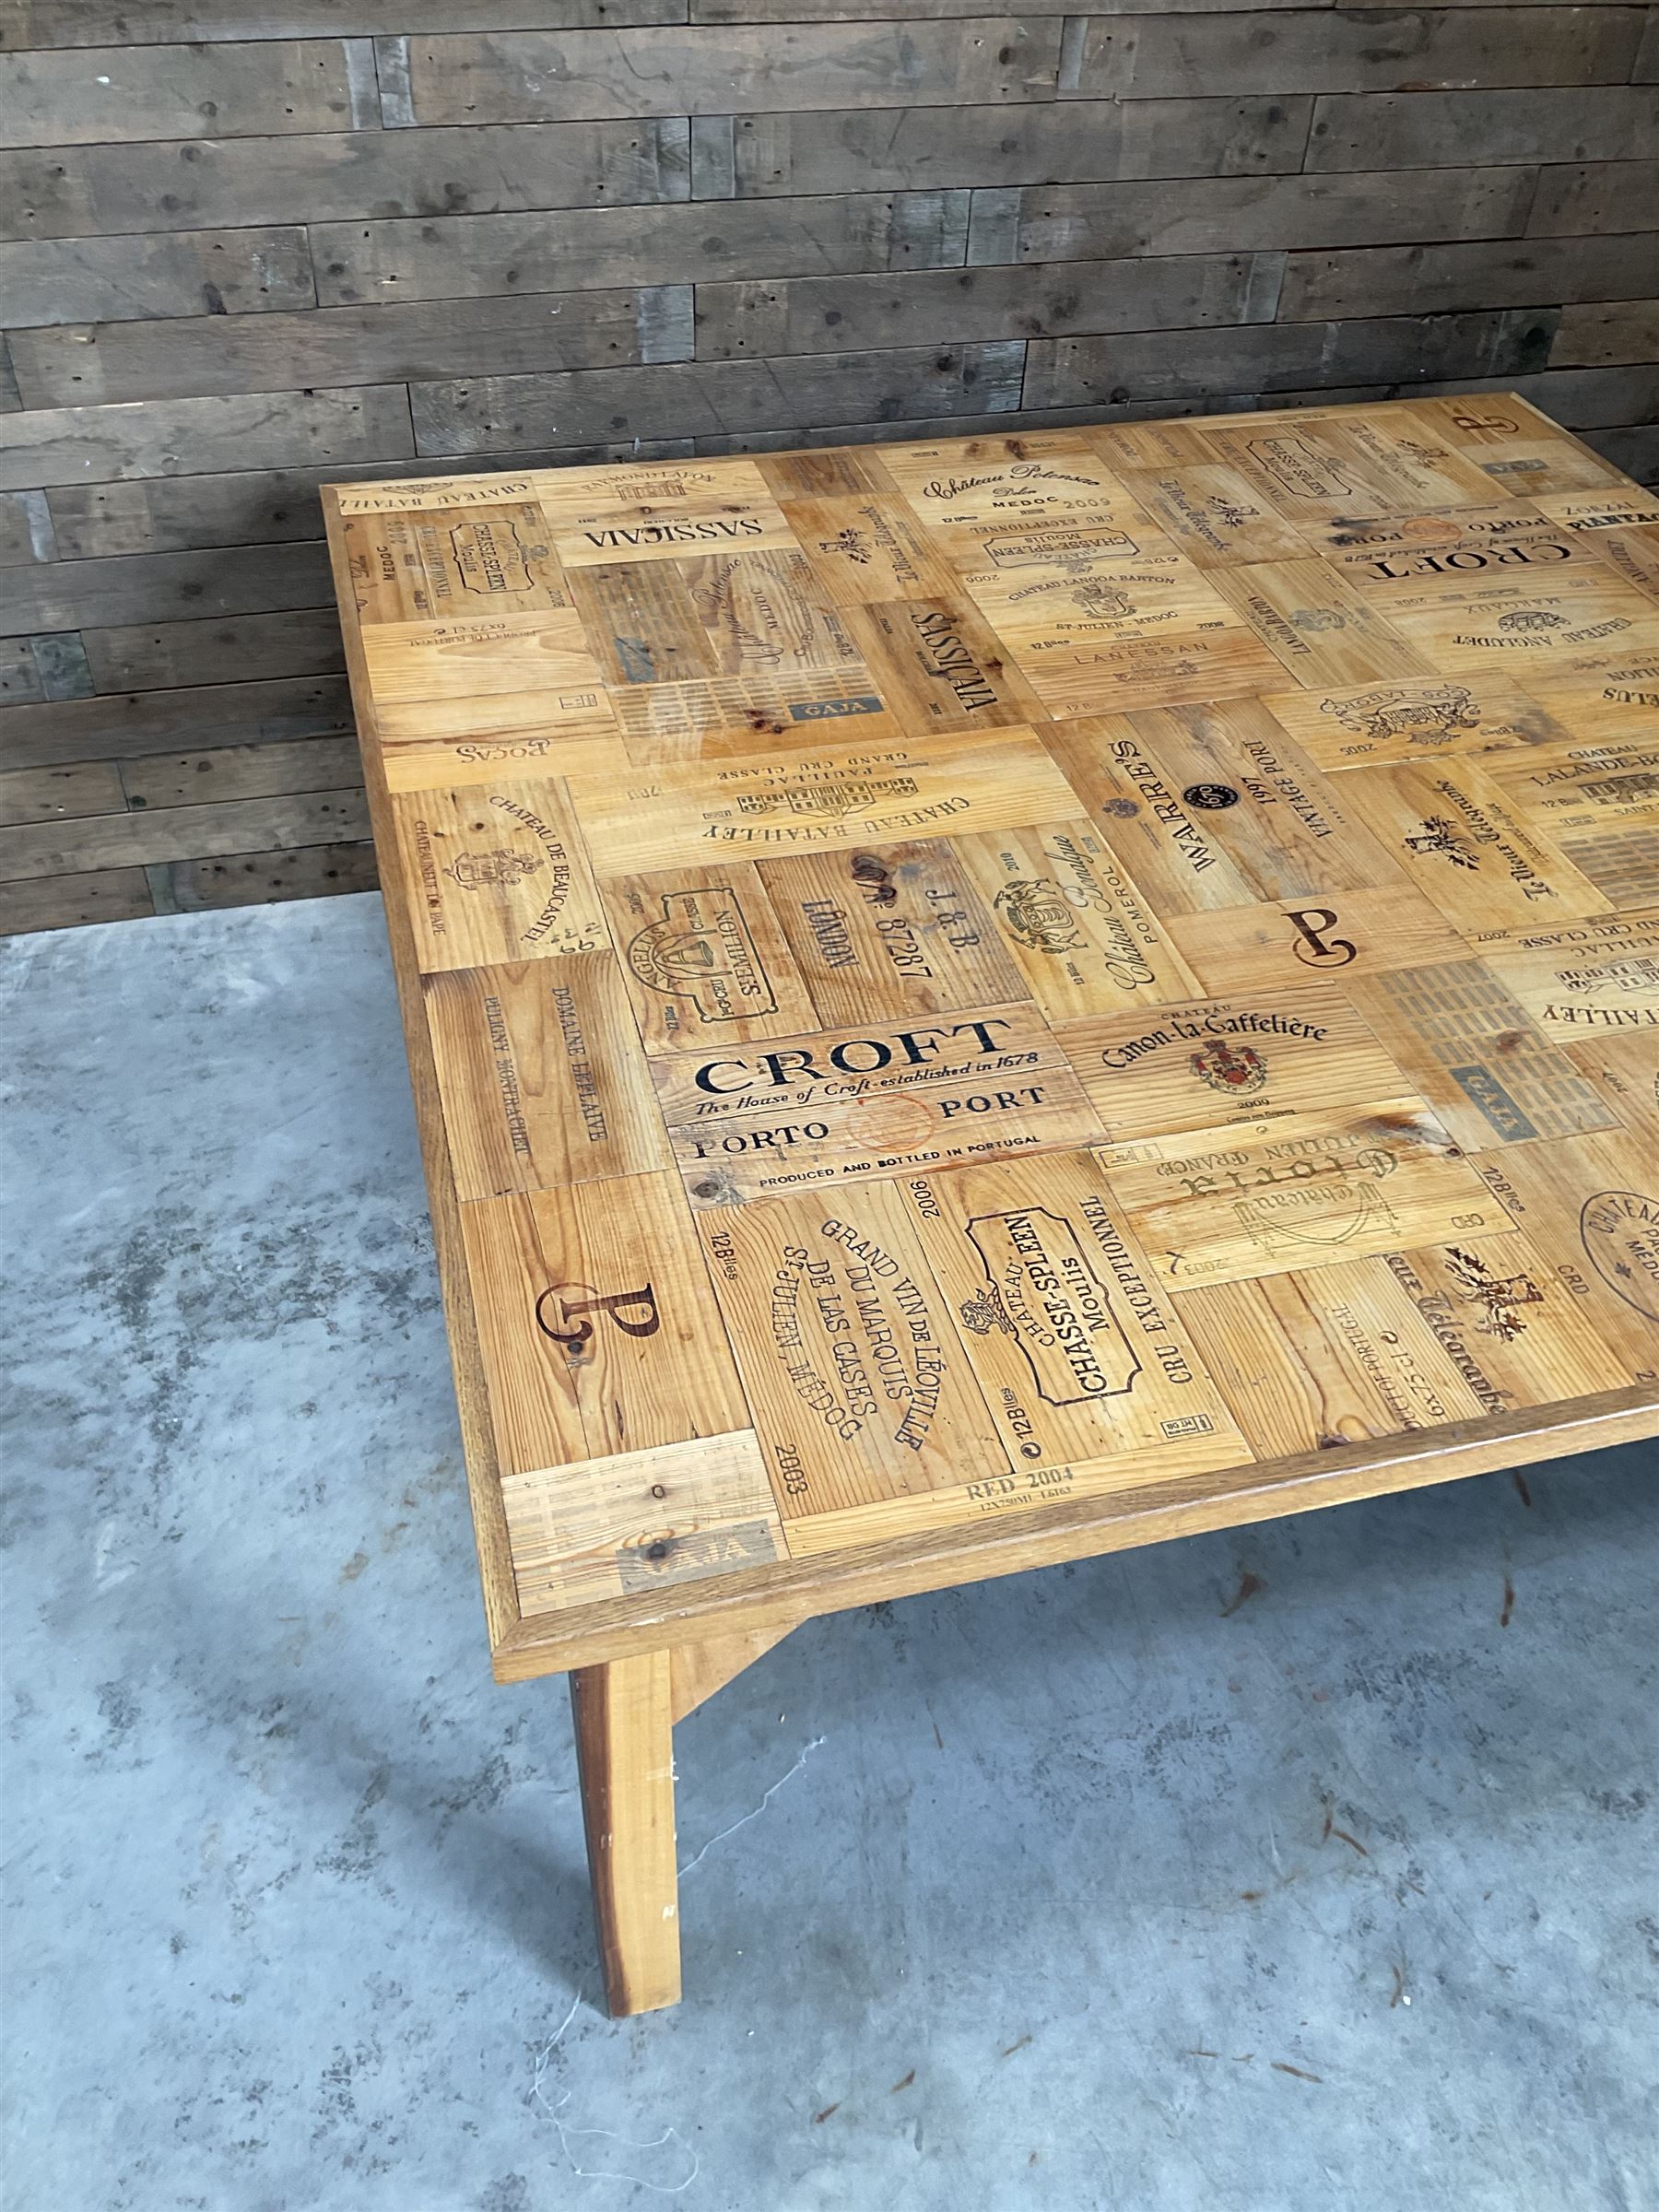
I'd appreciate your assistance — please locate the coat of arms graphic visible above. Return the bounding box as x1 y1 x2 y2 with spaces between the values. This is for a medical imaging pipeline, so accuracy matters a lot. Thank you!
1189 1038 1267 1094
994 878 1083 956
1071 582 1134 619
1323 684 1481 743
446 848 539 889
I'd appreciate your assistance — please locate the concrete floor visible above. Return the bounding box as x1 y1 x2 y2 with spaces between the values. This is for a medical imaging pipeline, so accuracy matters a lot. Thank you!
3 893 1656 2212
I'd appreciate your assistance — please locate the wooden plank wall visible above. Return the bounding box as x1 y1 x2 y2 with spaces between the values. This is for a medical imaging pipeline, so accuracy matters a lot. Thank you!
2 5 1655 936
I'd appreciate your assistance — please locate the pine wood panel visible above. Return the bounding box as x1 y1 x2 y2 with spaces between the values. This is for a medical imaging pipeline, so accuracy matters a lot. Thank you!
324 397 1659 1679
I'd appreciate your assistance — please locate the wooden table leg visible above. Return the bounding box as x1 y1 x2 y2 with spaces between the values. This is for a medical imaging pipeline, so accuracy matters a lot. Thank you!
570 1650 681 2017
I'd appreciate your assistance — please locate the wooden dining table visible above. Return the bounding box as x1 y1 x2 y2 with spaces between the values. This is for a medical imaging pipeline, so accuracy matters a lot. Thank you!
323 394 1659 2014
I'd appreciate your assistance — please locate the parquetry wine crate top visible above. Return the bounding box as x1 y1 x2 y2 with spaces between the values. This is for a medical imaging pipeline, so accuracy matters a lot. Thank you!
323 396 1659 1676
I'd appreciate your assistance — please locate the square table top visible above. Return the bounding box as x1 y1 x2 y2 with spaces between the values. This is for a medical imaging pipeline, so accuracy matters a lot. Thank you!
323 395 1659 1678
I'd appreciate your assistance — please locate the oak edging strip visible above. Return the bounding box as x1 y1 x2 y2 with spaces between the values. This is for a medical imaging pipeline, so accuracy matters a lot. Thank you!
320 484 523 1653
491 1384 1659 1678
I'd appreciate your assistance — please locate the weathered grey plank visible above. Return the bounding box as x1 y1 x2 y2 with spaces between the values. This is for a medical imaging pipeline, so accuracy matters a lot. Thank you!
120 734 362 810
10 288 692 407
695 402 1171 453
377 30 421 124
0 785 369 882
0 489 54 566
405 20 1061 124
1582 424 1659 484
1306 86 1659 169
689 117 737 198
1277 233 1659 320
45 465 413 558
693 252 1282 358
0 229 314 329
688 0 1317 14
0 40 377 147
1635 7 1658 80
0 757 125 827
82 608 346 693
1024 308 1558 409
0 633 93 705
3 639 49 705
966 166 1537 266
0 386 412 493
0 337 17 412
686 388 1653 462
706 95 1312 198
1528 160 1659 235
155 838 378 914
1552 299 1659 367
412 341 1028 453
677 375 1561 456
0 121 691 243
1 641 40 706
43 442 694 557
1 542 333 639
0 866 152 933
1067 8 1645 100
5 0 686 41
0 675 354 771
314 193 971 304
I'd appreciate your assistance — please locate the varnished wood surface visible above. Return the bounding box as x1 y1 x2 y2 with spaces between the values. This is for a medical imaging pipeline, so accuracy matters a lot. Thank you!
323 396 1659 1679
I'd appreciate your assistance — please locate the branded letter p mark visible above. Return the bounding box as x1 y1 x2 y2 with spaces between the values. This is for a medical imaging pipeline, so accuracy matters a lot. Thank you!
1287 907 1358 969
536 1282 662 1351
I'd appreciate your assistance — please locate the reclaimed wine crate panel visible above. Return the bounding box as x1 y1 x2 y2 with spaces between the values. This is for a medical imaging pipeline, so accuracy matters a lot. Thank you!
1095 1098 1512 1293
654 999 1102 1208
385 778 607 973
954 819 1203 1018
458 1170 749 1473
568 728 1079 876
1261 677 1571 770
1561 1029 1659 1147
423 955 670 1203
342 502 569 624
500 1433 783 1617
759 840 1029 1027
1164 886 1469 994
360 611 605 704
1472 1128 1659 1382
699 1176 1013 1519
322 398 1659 1674
602 864 820 1052
1058 980 1415 1143
375 699 627 794
1468 913 1659 1042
